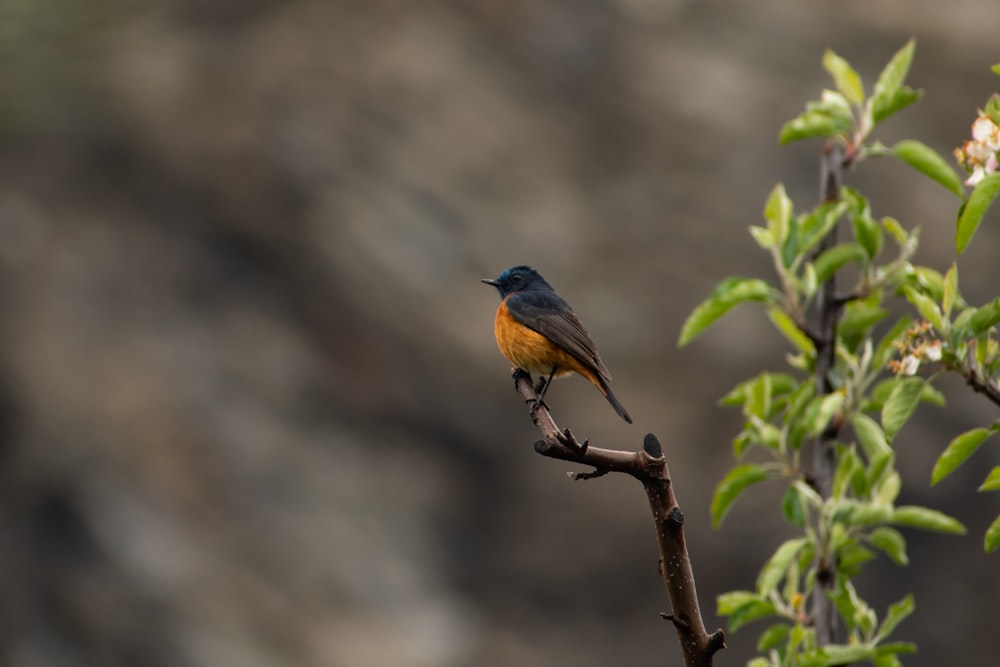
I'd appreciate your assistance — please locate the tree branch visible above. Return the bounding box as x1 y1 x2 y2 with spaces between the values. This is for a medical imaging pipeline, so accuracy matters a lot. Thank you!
961 342 1000 408
810 141 848 646
512 370 726 667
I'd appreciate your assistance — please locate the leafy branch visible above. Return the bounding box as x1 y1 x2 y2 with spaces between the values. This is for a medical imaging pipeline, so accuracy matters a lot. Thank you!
679 40 1000 665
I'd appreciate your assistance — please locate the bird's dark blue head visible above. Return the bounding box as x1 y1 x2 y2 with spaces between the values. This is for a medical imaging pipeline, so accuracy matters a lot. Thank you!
481 265 553 298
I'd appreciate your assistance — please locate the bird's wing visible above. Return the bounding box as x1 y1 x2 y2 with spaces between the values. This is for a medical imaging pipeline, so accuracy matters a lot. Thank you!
505 291 612 381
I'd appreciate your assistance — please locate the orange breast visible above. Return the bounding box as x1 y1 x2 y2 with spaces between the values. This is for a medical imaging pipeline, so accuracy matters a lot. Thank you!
494 301 595 382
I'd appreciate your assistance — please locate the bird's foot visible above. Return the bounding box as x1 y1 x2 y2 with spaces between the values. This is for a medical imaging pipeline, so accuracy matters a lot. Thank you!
527 397 549 417
511 368 532 388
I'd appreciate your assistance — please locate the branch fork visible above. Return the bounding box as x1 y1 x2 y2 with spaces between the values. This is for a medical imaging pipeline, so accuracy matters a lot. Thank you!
508 369 725 666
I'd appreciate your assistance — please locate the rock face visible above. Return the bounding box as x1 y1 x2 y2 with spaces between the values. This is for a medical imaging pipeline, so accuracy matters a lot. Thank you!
1 2 997 665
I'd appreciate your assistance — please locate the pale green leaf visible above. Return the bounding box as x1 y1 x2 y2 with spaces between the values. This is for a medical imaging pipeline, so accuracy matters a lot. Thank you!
814 243 867 284
875 595 915 642
967 297 1000 336
931 427 994 485
780 109 853 144
942 262 958 319
711 464 771 528
717 590 760 615
749 225 773 249
764 183 793 246
979 466 1000 492
807 393 844 438
902 286 944 331
881 377 925 442
891 140 964 198
882 216 908 244
851 413 891 458
823 50 865 105
871 39 920 123
767 307 816 357
869 527 908 565
757 538 810 595
985 513 1000 553
956 172 1000 254
756 623 790 652
891 506 966 534
678 278 776 346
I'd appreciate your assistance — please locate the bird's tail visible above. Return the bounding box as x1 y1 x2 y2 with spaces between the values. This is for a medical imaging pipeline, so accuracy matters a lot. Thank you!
596 375 632 424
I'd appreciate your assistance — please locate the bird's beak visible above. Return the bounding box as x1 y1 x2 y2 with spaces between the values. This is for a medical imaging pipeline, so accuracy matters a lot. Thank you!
481 278 499 286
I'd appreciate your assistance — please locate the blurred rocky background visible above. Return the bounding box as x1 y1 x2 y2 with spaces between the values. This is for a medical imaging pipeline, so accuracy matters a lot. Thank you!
1 1 999 665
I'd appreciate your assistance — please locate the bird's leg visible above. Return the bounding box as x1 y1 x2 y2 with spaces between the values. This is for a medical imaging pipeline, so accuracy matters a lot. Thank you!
529 367 557 416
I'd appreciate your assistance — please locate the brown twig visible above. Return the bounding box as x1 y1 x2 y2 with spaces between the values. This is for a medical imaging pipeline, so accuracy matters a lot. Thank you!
961 342 1000 409
512 370 726 667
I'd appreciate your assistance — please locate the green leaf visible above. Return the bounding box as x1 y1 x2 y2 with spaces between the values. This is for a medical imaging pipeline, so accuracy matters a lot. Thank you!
876 471 902 506
781 485 807 528
757 538 810 595
764 183 793 247
956 172 1000 254
831 446 861 500
840 304 889 343
967 297 1000 336
872 88 922 126
851 413 891 459
728 598 778 633
874 39 915 94
979 466 1000 492
711 464 771 528
767 307 816 357
720 373 797 407
876 594 915 642
806 392 844 438
931 427 995 485
756 623 790 652
874 653 904 667
992 63 1000 75
812 645 877 666
871 39 919 123
891 140 965 198
717 590 760 615
876 642 918 662
882 215 908 244
865 451 895 496
869 526 908 565
851 212 884 260
823 50 865 105
837 542 876 577
911 265 945 300
780 109 853 144
942 262 958 319
718 591 778 632
985 513 1000 553
749 225 774 250
891 506 967 534
902 285 944 331
814 243 867 284
881 376 925 442
678 278 776 346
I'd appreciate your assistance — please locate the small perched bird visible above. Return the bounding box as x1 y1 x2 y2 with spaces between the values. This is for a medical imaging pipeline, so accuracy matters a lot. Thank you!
482 265 632 423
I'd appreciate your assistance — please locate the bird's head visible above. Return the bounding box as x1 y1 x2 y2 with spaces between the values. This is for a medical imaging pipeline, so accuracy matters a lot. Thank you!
481 265 551 298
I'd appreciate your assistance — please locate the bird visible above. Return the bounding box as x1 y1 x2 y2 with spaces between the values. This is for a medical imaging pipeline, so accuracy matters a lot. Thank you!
482 265 632 423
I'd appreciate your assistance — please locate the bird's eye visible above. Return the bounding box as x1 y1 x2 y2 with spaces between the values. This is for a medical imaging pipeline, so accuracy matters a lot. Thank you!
511 274 522 282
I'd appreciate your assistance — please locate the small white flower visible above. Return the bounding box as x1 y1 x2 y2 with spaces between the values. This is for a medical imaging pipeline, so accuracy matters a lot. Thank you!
923 340 942 362
899 354 920 376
